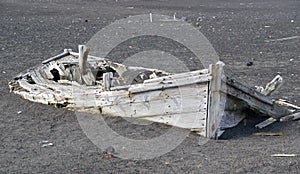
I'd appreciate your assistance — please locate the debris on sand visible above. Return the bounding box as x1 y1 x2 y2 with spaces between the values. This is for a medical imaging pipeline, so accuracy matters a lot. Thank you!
103 146 116 159
254 132 283 136
271 154 297 157
246 61 253 66
40 140 54 148
265 35 300 43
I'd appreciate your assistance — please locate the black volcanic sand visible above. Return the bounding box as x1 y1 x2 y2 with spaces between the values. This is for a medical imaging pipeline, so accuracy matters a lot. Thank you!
1 0 299 173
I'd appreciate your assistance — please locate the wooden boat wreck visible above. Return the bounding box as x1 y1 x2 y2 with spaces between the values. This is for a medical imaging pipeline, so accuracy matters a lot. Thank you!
9 45 300 139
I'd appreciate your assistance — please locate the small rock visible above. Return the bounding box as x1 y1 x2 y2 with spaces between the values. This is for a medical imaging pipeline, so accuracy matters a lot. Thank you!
290 58 294 62
104 146 116 158
2 71 6 74
17 111 22 114
246 61 253 66
291 20 294 23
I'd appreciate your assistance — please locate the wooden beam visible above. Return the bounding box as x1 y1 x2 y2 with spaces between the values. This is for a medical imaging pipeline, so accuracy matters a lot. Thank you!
226 77 274 105
280 112 300 122
129 74 211 94
207 61 225 139
42 49 71 64
255 117 277 129
225 78 291 118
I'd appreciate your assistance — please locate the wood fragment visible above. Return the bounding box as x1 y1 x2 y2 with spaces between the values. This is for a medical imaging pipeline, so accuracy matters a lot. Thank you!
275 100 300 110
254 132 283 136
42 49 70 64
271 154 297 157
78 45 90 75
255 117 277 129
265 35 300 43
255 75 282 96
225 78 291 118
280 112 300 122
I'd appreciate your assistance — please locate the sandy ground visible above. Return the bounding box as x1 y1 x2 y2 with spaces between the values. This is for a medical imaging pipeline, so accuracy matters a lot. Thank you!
1 0 300 173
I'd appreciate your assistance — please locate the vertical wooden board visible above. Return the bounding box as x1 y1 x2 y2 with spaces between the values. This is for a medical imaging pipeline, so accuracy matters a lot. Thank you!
207 61 225 138
103 72 113 91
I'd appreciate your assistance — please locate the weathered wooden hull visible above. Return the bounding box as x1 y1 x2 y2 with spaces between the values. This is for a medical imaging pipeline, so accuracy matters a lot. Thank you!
9 47 298 139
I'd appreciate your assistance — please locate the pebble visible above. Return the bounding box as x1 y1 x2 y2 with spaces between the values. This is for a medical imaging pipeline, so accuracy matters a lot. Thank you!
17 111 22 114
246 61 253 66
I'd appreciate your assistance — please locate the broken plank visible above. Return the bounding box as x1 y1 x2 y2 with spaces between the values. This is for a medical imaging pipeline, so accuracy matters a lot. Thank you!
255 117 277 129
144 69 209 84
226 77 274 105
207 61 225 139
42 49 70 64
280 112 300 122
225 83 291 118
129 74 210 94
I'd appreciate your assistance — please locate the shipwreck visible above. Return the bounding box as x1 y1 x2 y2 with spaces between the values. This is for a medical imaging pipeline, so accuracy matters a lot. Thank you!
9 45 300 138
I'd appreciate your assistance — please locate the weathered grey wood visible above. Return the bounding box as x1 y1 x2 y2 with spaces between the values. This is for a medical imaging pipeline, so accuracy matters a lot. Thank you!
225 82 291 118
78 45 90 75
255 75 282 96
10 47 299 139
255 117 277 129
226 77 274 105
280 112 300 122
143 112 206 136
99 84 208 116
129 74 211 94
275 100 300 110
42 49 71 64
144 69 209 84
207 61 225 139
103 72 113 91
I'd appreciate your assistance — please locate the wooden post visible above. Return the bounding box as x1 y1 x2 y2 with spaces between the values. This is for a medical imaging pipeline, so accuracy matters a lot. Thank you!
207 61 225 139
103 72 113 91
78 45 90 75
